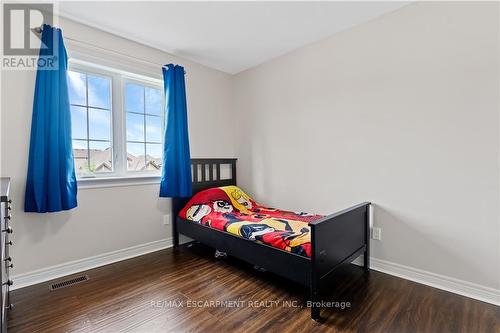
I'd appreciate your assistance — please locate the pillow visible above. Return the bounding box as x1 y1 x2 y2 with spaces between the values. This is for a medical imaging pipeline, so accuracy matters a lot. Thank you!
179 186 256 221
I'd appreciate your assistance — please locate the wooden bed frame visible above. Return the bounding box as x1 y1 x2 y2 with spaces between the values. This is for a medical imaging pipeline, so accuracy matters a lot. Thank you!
172 158 370 320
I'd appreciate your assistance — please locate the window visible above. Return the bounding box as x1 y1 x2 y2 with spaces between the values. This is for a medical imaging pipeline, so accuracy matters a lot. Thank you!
125 82 163 172
68 71 113 176
68 61 164 180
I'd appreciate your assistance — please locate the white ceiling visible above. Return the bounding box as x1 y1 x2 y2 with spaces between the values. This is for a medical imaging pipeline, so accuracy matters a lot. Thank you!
59 1 409 74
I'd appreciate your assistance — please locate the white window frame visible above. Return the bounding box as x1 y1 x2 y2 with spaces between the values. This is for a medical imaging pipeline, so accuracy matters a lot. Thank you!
68 59 164 188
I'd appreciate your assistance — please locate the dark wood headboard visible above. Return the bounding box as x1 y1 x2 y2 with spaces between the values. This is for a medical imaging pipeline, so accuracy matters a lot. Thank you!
172 158 237 246
191 158 237 194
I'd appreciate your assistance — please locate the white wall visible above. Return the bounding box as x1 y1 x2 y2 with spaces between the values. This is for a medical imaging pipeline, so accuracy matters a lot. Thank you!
234 2 499 290
2 2 499 299
0 16 236 276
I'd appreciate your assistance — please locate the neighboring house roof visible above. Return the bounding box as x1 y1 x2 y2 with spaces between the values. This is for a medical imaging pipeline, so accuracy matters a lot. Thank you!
73 148 162 174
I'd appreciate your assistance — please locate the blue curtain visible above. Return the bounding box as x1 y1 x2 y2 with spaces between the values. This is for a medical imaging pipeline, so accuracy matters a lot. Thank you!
25 25 77 212
159 64 192 197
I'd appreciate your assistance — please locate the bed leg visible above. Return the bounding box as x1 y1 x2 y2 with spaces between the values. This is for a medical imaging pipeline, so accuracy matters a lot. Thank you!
173 231 179 249
363 249 370 272
172 217 179 249
364 205 370 272
171 197 187 250
311 303 320 321
310 282 320 321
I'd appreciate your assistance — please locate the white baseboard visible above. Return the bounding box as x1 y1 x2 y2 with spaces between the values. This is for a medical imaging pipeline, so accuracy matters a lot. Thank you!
353 256 500 306
11 238 173 290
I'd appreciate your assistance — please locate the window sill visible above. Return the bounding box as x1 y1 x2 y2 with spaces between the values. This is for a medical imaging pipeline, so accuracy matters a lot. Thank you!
77 175 161 189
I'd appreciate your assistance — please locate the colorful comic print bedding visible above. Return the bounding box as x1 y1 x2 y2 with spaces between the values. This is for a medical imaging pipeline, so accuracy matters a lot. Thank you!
178 186 323 258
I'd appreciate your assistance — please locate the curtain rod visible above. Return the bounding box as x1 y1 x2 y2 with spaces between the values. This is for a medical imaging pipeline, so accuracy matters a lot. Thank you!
31 25 186 73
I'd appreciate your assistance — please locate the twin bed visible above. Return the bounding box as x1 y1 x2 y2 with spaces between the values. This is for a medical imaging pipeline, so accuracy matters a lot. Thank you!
172 158 371 320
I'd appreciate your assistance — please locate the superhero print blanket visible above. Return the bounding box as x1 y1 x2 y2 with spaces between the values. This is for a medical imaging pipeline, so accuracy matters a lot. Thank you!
178 186 323 258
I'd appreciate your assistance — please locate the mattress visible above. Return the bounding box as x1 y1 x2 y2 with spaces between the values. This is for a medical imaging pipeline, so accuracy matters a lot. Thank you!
178 186 323 258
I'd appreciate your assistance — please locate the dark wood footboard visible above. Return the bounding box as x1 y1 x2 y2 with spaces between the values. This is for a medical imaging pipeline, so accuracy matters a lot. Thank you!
309 202 371 320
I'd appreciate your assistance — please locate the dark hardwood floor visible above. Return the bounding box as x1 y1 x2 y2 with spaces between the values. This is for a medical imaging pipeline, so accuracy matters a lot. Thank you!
9 243 500 333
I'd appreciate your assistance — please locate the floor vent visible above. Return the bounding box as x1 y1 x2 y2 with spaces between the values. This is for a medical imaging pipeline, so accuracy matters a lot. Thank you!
49 274 89 291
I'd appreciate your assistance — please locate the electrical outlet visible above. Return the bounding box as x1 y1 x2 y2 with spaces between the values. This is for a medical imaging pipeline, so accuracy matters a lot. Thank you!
372 227 382 241
163 214 171 225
